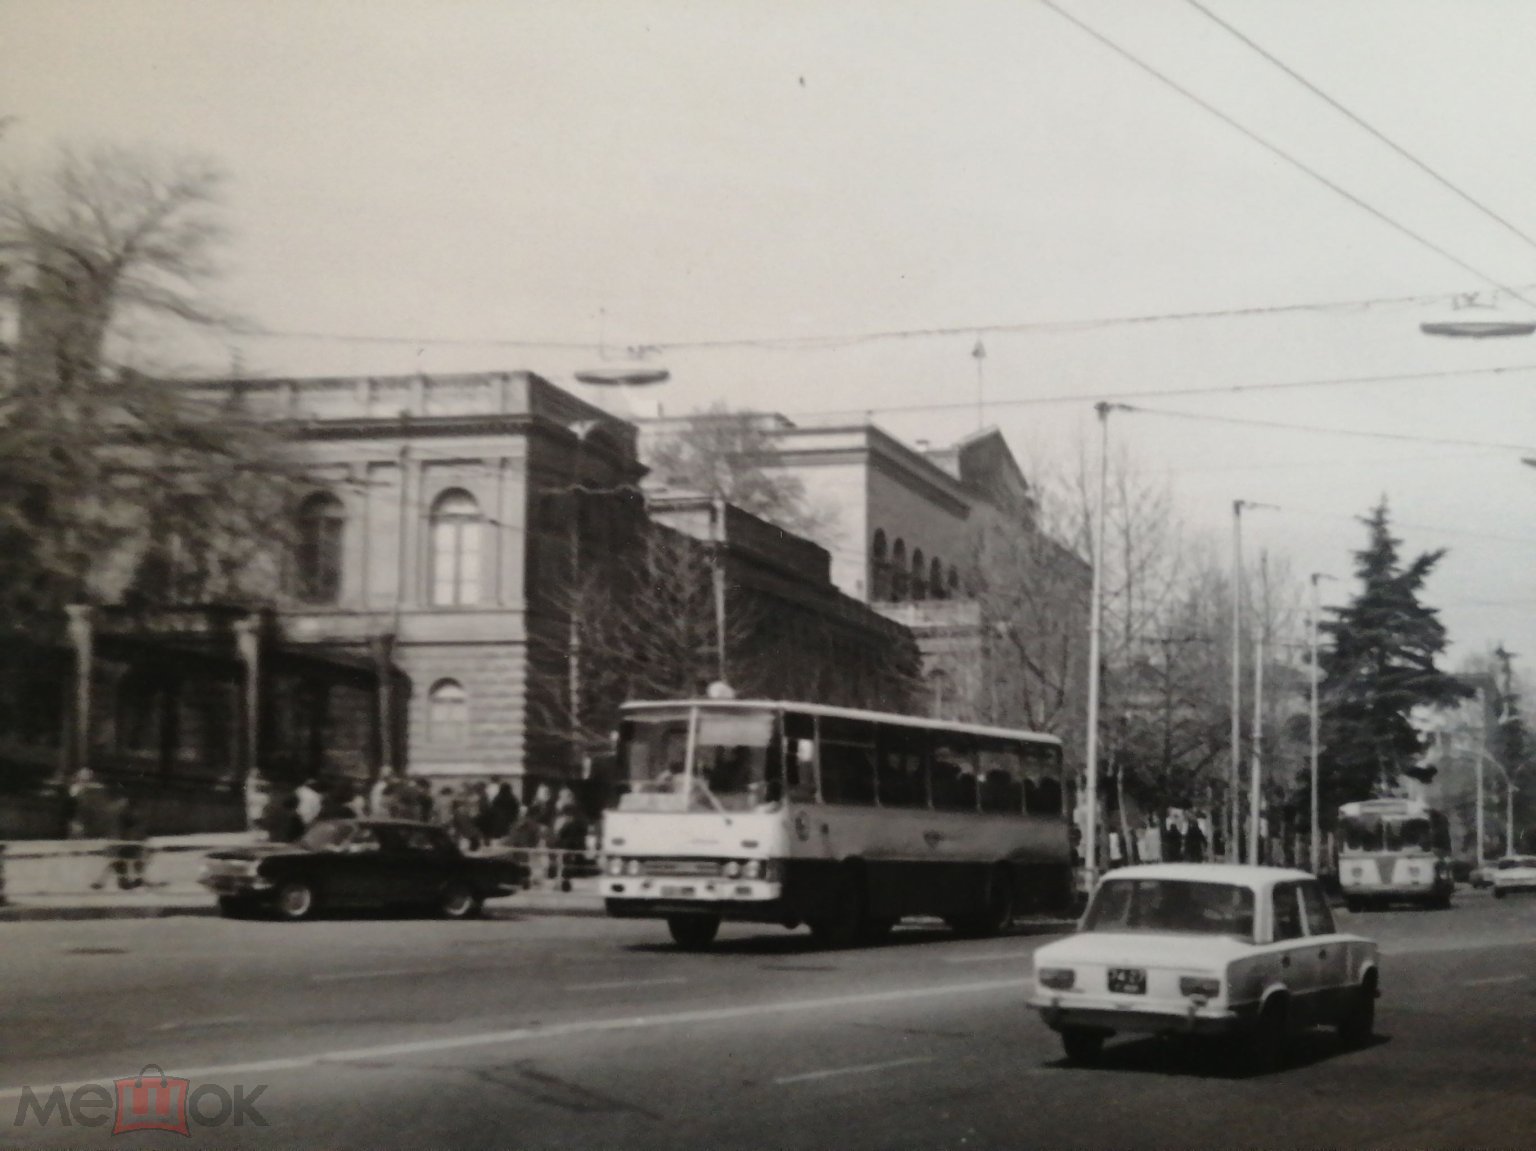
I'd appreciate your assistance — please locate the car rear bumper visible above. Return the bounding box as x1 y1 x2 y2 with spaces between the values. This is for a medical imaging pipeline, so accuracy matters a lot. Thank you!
1030 996 1250 1037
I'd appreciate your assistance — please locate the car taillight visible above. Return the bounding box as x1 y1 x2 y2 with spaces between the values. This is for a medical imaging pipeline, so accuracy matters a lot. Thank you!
1179 976 1221 998
1037 967 1075 990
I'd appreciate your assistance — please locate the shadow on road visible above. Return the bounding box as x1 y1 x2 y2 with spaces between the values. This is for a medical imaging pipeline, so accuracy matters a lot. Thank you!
621 919 1071 957
1048 1030 1391 1079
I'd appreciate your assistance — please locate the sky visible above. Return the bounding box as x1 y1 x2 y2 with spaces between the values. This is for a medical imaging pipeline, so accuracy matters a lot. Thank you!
3 0 1534 674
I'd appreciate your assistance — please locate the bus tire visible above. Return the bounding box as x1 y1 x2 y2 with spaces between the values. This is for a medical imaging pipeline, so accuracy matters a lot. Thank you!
667 915 720 950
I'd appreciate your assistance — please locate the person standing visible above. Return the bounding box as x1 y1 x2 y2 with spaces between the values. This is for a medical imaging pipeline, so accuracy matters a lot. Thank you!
489 779 520 842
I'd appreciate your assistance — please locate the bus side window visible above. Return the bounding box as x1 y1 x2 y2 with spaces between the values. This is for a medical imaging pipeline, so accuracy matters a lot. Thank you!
782 711 817 803
819 717 876 805
877 726 927 808
1023 745 1063 815
978 739 1023 814
931 737 978 812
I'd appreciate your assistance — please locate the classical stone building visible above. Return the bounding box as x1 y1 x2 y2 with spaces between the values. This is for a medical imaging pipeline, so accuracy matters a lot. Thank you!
185 371 919 800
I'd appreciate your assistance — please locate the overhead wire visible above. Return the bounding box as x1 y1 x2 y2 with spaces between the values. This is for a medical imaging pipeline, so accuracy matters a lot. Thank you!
1034 0 1536 311
1183 0 1536 266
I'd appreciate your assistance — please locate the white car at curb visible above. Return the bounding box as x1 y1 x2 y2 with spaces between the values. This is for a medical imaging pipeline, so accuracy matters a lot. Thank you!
1492 856 1536 899
1029 863 1379 1070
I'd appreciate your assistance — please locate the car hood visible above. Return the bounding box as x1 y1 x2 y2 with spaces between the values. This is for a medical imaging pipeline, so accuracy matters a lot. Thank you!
1034 931 1253 971
204 845 311 863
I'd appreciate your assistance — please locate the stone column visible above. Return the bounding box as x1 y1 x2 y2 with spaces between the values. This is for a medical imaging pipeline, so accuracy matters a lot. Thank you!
64 604 93 783
371 632 398 779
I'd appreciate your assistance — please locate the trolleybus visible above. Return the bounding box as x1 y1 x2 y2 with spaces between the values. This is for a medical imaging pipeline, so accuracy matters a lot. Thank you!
600 698 1072 948
1337 796 1454 910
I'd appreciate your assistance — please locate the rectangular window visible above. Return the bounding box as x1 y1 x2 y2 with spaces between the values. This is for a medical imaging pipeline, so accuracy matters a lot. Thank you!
1022 743 1065 815
782 711 817 803
1272 883 1305 941
818 716 876 805
875 725 928 808
1299 881 1335 936
930 735 979 812
978 738 1025 814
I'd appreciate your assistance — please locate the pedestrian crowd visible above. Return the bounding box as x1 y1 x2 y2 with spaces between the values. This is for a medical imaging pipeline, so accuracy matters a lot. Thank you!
255 774 594 864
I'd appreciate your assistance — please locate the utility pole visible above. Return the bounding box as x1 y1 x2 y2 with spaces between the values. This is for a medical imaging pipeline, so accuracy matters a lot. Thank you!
1249 551 1269 865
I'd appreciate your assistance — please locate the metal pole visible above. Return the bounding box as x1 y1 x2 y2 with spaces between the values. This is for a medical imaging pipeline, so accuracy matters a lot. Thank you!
1249 565 1265 866
1230 503 1243 863
712 496 729 685
1308 576 1322 875
1084 402 1112 889
1476 691 1487 868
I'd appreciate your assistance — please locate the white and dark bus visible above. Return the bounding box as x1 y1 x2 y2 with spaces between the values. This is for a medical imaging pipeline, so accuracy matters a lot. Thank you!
600 698 1073 949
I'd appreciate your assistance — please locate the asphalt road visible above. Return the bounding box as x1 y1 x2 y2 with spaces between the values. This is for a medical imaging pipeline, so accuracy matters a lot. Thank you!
4 892 1536 1149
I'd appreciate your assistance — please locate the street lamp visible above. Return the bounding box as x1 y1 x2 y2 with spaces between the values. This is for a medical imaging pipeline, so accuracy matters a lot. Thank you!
1419 293 1536 339
1084 401 1132 889
1231 499 1277 863
1308 572 1337 875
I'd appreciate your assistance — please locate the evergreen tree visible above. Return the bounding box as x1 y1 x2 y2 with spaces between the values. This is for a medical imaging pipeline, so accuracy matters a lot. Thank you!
1316 501 1471 813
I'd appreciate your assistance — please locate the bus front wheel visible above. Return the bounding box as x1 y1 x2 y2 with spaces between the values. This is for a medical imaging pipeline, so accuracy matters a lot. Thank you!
667 915 720 950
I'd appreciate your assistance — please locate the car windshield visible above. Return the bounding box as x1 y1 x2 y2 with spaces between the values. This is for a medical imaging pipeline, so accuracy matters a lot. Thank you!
1082 878 1255 941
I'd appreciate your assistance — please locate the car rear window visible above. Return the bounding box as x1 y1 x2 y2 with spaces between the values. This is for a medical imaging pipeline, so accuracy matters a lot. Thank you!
1083 879 1254 940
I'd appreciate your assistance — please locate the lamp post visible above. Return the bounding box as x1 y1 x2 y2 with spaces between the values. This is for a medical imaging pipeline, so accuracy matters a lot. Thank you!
1230 499 1277 862
1308 572 1337 875
1084 401 1131 889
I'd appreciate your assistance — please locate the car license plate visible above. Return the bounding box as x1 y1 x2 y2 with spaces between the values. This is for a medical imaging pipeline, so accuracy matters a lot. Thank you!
660 885 696 898
1107 968 1146 995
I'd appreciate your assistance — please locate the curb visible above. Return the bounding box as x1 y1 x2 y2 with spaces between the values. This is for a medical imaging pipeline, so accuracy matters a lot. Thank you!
0 898 608 923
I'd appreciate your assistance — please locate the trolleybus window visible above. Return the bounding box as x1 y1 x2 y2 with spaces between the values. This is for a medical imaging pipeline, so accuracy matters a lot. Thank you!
931 736 980 811
876 726 928 808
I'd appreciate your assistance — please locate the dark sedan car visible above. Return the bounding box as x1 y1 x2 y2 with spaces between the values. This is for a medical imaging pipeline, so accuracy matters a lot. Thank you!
200 818 529 920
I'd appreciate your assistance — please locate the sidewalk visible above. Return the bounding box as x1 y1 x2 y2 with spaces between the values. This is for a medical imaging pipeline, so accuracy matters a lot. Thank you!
0 833 606 921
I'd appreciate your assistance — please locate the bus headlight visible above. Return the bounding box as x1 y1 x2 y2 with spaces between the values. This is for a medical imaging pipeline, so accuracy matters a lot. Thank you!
606 857 624 877
742 860 763 880
723 861 742 880
624 859 641 877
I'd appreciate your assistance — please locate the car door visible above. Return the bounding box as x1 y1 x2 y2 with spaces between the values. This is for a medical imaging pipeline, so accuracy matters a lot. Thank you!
1298 879 1350 1023
319 824 386 907
1268 881 1323 1023
384 826 458 904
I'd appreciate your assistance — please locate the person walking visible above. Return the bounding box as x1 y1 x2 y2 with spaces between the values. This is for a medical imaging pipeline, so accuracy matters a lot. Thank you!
489 779 520 842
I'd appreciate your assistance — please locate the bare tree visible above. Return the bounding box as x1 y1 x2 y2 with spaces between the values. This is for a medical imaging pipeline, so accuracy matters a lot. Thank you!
644 405 837 541
0 145 302 626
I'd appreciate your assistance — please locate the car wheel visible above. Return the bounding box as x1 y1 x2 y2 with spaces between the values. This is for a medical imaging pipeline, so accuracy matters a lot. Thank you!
1248 999 1290 1073
439 882 483 920
1493 887 1506 899
274 881 317 921
1337 973 1377 1048
1060 1027 1105 1065
217 897 255 919
1344 897 1363 914
950 868 1014 938
667 915 721 950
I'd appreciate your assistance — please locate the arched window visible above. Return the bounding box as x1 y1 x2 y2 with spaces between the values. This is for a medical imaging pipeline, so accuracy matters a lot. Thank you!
891 539 909 601
911 548 927 601
871 529 890 600
295 492 345 604
929 557 945 600
430 489 482 606
427 679 468 744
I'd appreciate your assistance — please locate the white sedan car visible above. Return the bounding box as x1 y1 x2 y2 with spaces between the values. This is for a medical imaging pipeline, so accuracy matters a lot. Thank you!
1030 863 1379 1069
1492 855 1536 898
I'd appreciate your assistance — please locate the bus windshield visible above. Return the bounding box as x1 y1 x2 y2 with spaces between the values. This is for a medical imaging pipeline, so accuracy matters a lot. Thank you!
1340 814 1435 853
620 708 779 813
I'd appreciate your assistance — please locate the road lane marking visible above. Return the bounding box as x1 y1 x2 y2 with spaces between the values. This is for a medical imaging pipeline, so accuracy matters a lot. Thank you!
564 977 688 992
942 951 1036 965
311 968 440 983
1463 974 1527 986
152 1016 250 1032
0 976 1030 1104
774 1056 934 1085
